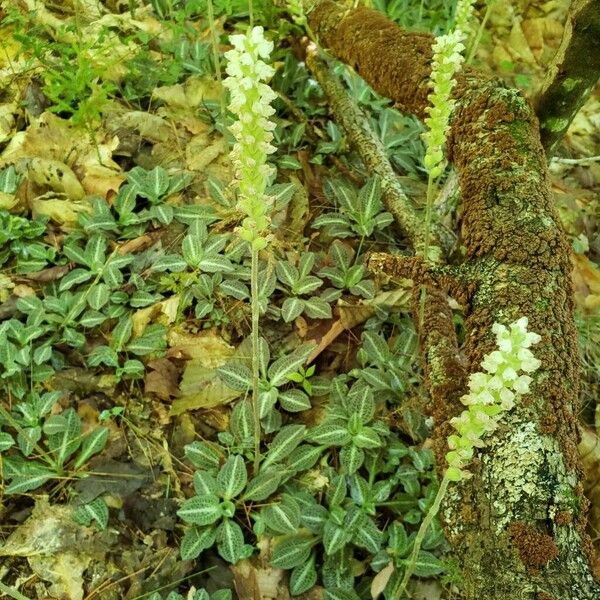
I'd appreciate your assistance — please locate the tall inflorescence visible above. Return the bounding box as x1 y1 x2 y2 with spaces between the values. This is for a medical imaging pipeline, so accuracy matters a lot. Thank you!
223 26 277 251
422 0 475 179
445 317 542 482
396 316 541 598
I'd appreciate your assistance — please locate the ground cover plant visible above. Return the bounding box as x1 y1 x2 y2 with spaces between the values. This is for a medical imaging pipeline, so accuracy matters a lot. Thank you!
0 1 598 599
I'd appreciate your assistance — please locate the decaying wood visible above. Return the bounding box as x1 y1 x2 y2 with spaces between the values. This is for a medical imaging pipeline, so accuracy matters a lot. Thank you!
306 1 600 597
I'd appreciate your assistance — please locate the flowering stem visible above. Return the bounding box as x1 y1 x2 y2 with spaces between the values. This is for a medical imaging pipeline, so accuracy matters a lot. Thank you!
395 475 450 599
206 0 225 116
417 172 437 334
250 247 261 473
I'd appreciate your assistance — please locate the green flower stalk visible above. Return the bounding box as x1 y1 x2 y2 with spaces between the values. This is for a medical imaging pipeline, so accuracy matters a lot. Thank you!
395 317 541 598
223 26 277 472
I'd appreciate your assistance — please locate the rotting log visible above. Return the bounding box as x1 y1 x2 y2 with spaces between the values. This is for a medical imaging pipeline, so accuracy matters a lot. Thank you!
306 1 600 598
534 0 600 156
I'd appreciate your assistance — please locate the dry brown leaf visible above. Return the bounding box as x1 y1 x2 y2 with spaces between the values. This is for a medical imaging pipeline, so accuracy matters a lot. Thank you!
145 358 180 401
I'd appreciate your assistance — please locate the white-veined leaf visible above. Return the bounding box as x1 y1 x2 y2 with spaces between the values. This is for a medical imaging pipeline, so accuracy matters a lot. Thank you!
180 526 216 560
262 425 305 469
74 427 109 469
218 362 252 392
217 519 244 563
271 535 314 569
217 455 247 499
268 344 315 387
290 553 317 596
177 495 222 525
243 469 282 501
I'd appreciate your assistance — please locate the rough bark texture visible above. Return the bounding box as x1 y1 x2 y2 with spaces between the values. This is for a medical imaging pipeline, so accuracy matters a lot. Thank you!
534 0 600 155
307 2 600 598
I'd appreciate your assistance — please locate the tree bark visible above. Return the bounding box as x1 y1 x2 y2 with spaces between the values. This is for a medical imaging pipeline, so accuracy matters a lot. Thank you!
534 0 600 156
306 2 600 598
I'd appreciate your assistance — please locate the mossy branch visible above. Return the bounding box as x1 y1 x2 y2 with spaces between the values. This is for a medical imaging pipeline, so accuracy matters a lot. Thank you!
304 45 448 256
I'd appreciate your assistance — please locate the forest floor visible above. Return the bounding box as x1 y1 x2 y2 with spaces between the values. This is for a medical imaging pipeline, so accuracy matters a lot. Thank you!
0 1 598 600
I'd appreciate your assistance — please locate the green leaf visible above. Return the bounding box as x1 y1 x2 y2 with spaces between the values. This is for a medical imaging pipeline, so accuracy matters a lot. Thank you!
218 362 252 392
206 174 230 207
152 204 174 225
268 344 315 387
111 316 133 351
73 497 109 529
194 471 219 496
358 175 382 220
303 297 332 319
126 324 166 355
323 520 351 555
290 553 317 596
346 383 375 424
0 431 15 452
352 427 382 449
262 425 306 469
217 455 247 500
85 235 107 269
216 519 244 563
361 331 391 365
243 469 282 502
185 441 221 471
79 310 107 328
271 535 314 569
279 389 311 412
182 234 203 267
286 444 323 473
409 550 446 577
88 283 110 310
47 408 81 468
275 261 299 288
281 297 305 323
180 526 216 560
199 254 234 273
59 268 93 291
152 254 187 272
264 501 300 534
230 399 254 443
267 182 296 208
177 495 222 525
353 517 382 553
308 421 351 447
74 427 109 469
323 589 360 600
301 504 328 534
6 471 55 494
339 445 364 474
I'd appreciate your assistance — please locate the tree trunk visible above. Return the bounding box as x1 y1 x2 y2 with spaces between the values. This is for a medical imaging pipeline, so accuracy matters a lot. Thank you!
534 0 600 155
306 2 600 598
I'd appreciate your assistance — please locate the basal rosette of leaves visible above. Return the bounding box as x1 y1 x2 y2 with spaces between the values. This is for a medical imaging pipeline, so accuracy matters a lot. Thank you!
223 26 277 251
445 317 542 481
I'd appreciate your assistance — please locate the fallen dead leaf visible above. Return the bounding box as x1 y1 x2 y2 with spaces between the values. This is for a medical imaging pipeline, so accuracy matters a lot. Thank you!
145 358 180 400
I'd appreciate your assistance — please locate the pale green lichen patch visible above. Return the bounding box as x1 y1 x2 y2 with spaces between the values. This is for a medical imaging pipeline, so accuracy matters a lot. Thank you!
483 419 548 532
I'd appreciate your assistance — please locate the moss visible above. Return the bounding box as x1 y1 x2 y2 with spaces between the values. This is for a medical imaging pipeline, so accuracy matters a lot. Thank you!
509 521 559 573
